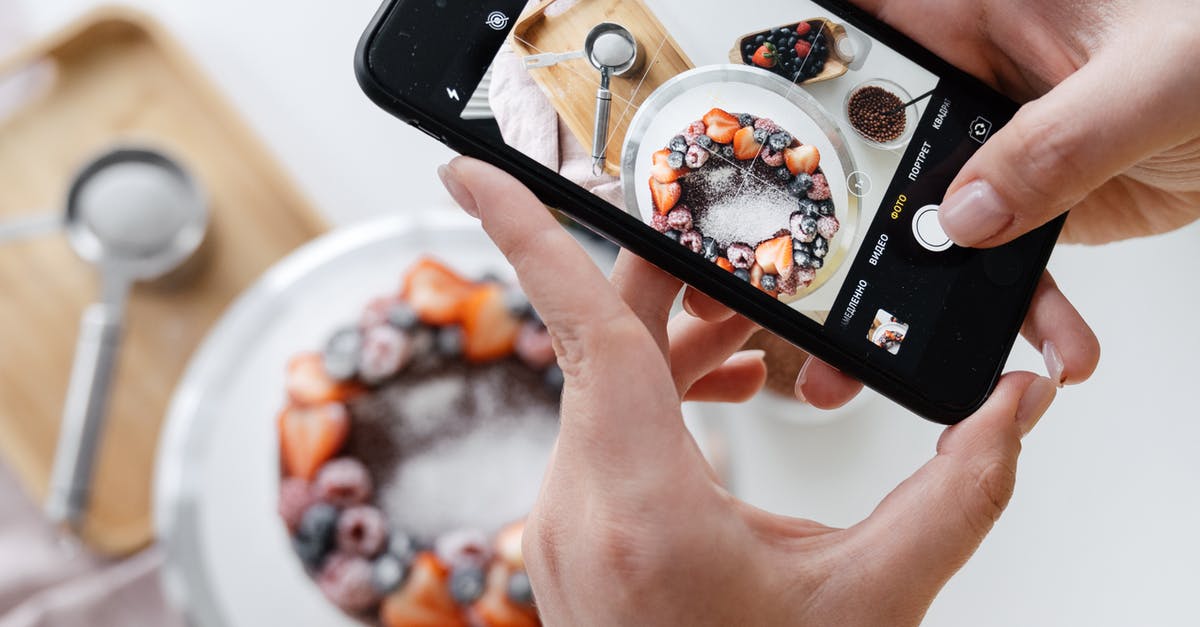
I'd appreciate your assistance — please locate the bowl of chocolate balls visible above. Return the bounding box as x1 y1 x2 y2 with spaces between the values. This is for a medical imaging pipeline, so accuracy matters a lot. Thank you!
843 78 917 151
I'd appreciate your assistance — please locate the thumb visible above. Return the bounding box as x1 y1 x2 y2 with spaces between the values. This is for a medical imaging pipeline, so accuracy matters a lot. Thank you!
938 49 1185 247
854 373 1058 591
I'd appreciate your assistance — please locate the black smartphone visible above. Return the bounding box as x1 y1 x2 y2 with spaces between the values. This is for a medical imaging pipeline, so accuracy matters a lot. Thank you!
355 0 1062 424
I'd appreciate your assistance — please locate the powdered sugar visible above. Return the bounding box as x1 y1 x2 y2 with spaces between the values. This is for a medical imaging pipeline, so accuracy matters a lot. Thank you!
691 163 798 246
389 376 468 440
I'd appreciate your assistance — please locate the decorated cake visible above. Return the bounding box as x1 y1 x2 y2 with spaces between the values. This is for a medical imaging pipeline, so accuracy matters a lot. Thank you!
647 107 840 300
276 257 560 627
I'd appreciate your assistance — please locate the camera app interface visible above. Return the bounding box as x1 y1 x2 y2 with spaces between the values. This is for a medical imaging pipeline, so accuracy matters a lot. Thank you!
462 0 1012 370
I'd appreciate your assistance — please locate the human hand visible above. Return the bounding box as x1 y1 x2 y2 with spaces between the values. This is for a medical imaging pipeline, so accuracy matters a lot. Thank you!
439 156 1059 626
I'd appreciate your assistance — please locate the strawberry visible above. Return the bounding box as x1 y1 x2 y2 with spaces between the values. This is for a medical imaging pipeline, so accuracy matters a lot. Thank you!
796 21 813 37
755 235 794 276
649 178 682 214
461 284 521 363
750 264 765 290
380 553 466 627
702 108 740 144
651 149 684 183
784 144 821 175
401 258 476 325
715 257 734 272
286 353 358 405
472 563 539 627
794 40 813 57
751 43 778 68
733 126 762 161
494 521 525 570
278 402 349 480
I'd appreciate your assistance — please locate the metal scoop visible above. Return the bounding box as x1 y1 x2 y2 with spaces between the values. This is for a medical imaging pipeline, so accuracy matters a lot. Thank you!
44 147 207 531
584 23 639 175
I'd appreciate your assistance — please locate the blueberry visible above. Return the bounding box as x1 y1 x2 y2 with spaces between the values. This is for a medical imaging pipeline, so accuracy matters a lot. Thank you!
737 113 755 127
701 236 719 261
778 27 791 36
385 303 420 330
507 571 535 607
810 256 824 270
503 289 533 318
696 134 714 149
733 269 751 282
669 135 688 153
294 503 339 570
760 274 779 292
813 236 829 259
322 327 362 381
796 215 818 239
371 553 410 594
817 199 835 216
787 36 798 49
768 132 792 151
668 151 687 169
449 566 487 605
719 145 735 159
388 530 417 563
436 325 465 356
797 198 820 217
794 250 816 270
753 128 770 145
743 43 755 55
776 167 792 181
664 229 682 242
755 34 765 44
544 365 565 393
788 173 814 196
813 58 826 73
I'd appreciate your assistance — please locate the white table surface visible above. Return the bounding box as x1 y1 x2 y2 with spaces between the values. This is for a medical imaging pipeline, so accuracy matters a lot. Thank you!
12 1 1200 626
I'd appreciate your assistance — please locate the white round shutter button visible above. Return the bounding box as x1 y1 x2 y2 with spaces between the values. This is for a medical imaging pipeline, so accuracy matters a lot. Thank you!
912 205 953 252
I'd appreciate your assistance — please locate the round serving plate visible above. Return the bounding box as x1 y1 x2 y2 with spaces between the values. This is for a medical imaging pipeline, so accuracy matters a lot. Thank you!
153 213 615 627
621 65 861 307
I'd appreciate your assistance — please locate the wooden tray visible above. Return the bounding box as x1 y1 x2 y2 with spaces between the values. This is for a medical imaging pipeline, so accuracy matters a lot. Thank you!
727 18 850 85
0 7 326 555
509 0 694 177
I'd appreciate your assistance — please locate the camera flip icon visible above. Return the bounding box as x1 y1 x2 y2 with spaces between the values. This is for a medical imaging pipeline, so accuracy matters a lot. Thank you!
968 116 993 144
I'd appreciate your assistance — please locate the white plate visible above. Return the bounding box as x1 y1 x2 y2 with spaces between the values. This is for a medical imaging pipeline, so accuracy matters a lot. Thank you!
153 213 613 627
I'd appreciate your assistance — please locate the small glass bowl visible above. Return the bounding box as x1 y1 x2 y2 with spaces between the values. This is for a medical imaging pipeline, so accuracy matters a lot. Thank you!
843 78 918 151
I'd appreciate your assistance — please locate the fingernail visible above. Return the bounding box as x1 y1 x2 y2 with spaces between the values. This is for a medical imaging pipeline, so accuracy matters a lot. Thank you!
728 349 766 367
1016 377 1057 438
1042 340 1066 388
438 163 479 218
682 292 698 318
793 358 811 404
939 180 1012 246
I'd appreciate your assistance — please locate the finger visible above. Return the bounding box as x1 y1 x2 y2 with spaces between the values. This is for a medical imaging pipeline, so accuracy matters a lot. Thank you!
683 350 767 403
610 251 683 355
795 357 863 409
681 287 736 323
667 312 761 395
856 372 1057 592
1019 272 1100 386
939 49 1196 248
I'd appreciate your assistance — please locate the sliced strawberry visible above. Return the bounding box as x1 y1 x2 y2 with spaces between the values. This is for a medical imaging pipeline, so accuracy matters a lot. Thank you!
702 108 740 143
750 264 765 290
755 235 794 276
649 178 682 214
752 43 778 68
380 553 465 627
733 126 762 161
278 402 349 480
472 563 538 627
784 144 821 175
794 40 813 57
401 258 476 325
461 284 521 363
715 257 734 272
286 353 357 405
651 149 685 183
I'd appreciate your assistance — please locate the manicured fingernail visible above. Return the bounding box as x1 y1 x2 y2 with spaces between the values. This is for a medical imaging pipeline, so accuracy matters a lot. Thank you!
438 163 479 218
682 292 699 318
793 358 811 404
1016 377 1057 438
939 180 1012 246
727 349 766 367
1042 340 1066 388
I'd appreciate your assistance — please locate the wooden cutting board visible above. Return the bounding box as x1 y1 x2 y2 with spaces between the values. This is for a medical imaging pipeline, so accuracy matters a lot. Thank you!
0 7 327 555
509 0 694 177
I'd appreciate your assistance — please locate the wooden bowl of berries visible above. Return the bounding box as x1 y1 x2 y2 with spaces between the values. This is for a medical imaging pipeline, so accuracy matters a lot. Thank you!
729 18 851 86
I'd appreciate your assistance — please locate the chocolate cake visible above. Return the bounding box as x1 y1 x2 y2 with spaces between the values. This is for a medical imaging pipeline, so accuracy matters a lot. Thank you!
276 257 557 627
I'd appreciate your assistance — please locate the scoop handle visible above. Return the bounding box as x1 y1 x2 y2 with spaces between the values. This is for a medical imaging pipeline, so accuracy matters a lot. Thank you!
592 86 612 175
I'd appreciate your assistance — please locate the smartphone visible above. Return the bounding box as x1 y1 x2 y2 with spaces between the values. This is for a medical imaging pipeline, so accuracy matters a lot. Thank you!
355 0 1062 424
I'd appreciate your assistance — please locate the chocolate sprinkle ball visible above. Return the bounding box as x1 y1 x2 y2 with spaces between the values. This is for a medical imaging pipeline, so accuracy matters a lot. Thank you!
847 85 907 143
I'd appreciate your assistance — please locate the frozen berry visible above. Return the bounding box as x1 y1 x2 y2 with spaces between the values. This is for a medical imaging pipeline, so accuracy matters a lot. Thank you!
679 230 704 254
666 207 693 232
436 529 492 569
360 296 397 329
791 213 818 243
727 243 756 269
797 267 817 286
760 274 779 293
686 120 706 136
279 477 317 533
793 249 816 270
807 173 831 201
507 571 535 607
776 167 793 181
695 134 714 149
810 255 824 270
817 216 840 239
322 327 363 381
788 173 814 197
358 325 412 384
737 113 756 127
813 236 829 259
667 151 686 169
753 128 770 145
701 237 719 261
768 132 793 151
719 145 735 159
337 505 389 557
544 365 565 394
294 503 339 570
664 229 682 242
685 144 709 169
754 118 781 134
385 303 420 330
318 553 381 613
761 149 785 167
449 565 487 605
669 135 689 153
650 212 671 233
515 322 556 370
817 199 835 216
797 198 821 217
371 553 410 595
734 268 751 282
388 530 418 564
435 325 465 356
314 458 373 507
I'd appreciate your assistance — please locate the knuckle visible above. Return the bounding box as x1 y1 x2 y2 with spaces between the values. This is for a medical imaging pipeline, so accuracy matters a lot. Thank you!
964 457 1019 534
549 312 645 380
1007 108 1088 210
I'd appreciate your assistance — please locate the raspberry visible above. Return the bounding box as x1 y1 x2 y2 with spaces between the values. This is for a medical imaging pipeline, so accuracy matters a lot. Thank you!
679 230 703 254
754 118 781 134
727 243 756 269
666 207 693 232
807 173 831 201
515 322 556 370
436 529 492 569
337 505 389 557
650 212 671 233
279 477 317 533
817 216 840 239
796 267 817 288
318 553 381 613
360 297 397 329
761 148 785 167
686 120 706 136
684 144 709 169
314 458 373 507
358 325 412 384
